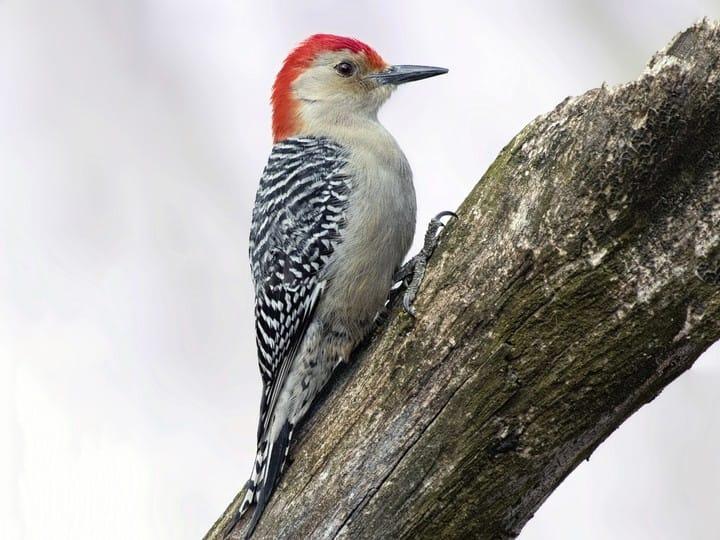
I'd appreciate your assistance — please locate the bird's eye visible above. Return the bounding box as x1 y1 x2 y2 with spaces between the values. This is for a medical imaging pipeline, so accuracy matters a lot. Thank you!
334 62 356 77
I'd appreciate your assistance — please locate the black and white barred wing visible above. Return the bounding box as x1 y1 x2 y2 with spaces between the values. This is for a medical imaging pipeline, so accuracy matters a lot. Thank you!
248 137 350 441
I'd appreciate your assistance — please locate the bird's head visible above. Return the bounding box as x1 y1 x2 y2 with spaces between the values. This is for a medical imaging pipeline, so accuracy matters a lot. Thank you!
271 34 447 142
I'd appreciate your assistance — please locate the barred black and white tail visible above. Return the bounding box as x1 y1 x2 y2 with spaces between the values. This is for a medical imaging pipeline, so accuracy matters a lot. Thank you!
237 442 265 518
238 421 294 539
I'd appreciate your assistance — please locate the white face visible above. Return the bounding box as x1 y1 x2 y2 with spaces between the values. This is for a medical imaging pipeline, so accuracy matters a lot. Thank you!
291 50 394 118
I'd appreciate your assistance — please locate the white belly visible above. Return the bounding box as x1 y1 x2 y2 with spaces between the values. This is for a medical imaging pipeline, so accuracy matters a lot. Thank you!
318 126 417 338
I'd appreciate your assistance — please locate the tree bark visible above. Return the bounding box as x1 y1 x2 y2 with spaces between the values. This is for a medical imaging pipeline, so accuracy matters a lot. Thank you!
207 20 720 540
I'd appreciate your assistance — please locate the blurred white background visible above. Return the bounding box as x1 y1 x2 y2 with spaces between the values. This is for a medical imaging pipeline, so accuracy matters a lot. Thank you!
1 1 718 539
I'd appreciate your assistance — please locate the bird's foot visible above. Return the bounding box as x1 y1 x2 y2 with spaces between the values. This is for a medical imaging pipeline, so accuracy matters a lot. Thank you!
393 211 457 317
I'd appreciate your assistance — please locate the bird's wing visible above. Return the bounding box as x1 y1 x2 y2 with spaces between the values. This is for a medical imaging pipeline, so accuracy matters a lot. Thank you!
249 137 350 442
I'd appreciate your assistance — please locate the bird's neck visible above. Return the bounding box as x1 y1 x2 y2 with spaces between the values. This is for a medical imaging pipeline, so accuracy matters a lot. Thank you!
296 102 390 148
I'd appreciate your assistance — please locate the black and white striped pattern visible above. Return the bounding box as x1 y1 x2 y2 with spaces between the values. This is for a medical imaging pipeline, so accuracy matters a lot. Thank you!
241 137 350 522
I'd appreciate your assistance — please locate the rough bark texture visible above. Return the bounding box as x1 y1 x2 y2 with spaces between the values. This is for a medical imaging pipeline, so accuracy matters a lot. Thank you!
207 21 720 540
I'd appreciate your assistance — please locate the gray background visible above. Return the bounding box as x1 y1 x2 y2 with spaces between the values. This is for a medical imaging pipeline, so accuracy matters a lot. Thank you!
1 1 718 539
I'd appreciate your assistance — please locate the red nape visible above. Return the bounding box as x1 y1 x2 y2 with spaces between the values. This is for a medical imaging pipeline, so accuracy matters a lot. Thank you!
271 34 387 142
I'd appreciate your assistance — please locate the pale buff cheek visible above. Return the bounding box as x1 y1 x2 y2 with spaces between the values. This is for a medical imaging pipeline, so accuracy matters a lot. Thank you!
291 56 394 123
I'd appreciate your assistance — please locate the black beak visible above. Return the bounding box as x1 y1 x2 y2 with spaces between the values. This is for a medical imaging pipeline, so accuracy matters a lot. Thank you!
369 65 448 85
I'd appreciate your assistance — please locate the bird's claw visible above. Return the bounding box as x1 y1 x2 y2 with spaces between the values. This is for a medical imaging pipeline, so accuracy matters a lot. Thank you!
432 210 458 222
394 210 457 318
402 291 417 318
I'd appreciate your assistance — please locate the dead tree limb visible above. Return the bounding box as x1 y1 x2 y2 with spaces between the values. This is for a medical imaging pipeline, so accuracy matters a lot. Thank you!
207 20 720 540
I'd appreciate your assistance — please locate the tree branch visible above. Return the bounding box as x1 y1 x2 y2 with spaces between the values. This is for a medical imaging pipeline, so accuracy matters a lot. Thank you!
207 20 720 540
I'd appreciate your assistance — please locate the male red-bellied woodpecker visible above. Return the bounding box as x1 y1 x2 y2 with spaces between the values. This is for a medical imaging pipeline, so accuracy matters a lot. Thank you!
239 34 450 537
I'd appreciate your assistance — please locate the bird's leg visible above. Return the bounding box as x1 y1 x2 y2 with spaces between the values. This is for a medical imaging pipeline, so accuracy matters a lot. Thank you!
393 211 457 317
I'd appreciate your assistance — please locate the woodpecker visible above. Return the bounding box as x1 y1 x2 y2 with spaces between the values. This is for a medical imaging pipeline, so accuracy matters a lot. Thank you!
239 34 449 537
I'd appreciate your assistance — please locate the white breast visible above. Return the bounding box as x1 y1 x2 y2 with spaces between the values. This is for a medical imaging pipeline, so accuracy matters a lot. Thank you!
317 120 417 336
